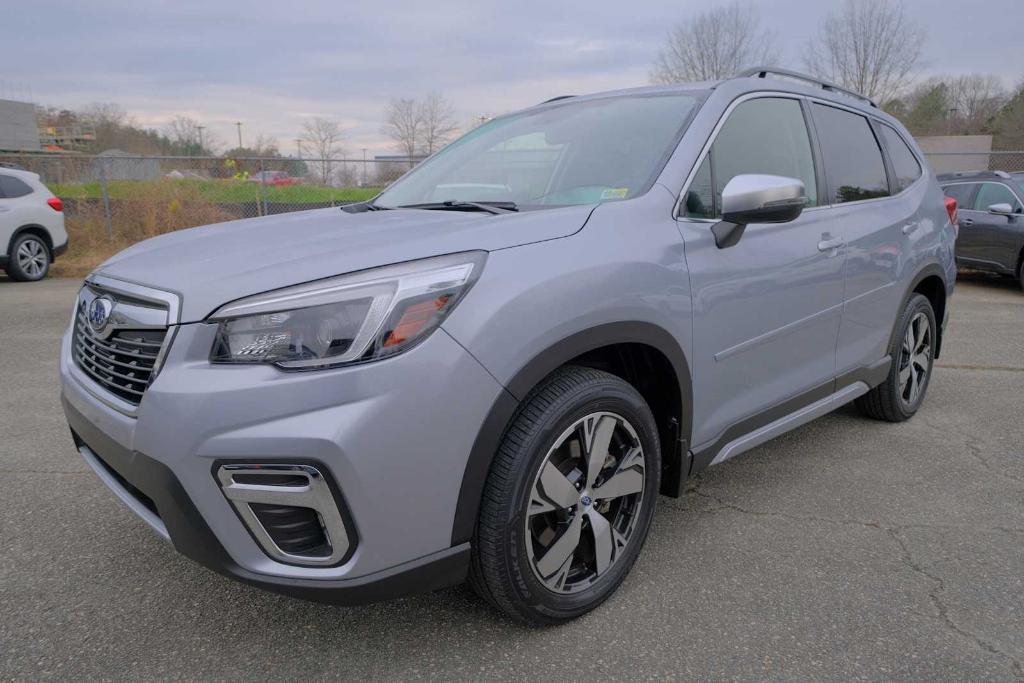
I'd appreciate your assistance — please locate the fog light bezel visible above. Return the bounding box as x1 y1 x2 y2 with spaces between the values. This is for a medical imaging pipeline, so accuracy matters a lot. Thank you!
215 462 356 567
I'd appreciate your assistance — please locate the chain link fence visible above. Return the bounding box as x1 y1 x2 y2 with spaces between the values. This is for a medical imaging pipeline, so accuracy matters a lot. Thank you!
923 151 1024 176
1 148 1021 277
0 152 421 275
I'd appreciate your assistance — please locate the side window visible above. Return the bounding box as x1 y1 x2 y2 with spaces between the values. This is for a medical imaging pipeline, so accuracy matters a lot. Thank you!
0 175 33 199
973 183 1023 212
879 124 922 192
813 104 890 204
942 183 976 206
683 97 818 218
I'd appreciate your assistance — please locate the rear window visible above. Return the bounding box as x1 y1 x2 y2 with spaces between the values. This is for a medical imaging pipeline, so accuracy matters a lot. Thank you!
942 183 975 206
878 124 922 192
0 175 33 199
812 104 890 204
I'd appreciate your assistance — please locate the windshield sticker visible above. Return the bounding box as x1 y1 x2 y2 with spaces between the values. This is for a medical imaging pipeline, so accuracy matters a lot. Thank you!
600 188 629 200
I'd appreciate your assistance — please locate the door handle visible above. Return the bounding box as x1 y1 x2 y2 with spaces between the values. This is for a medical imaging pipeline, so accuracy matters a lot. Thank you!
960 218 974 227
817 237 844 252
902 223 918 235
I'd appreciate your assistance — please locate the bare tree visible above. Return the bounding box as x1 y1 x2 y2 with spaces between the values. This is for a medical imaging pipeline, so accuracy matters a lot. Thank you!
383 98 422 167
300 118 345 184
419 92 459 156
804 0 925 104
651 2 779 84
166 116 220 154
993 80 1024 148
947 74 1007 133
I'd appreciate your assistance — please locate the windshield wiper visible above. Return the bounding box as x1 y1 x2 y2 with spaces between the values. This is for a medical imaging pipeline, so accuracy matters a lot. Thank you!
341 200 389 213
394 200 518 215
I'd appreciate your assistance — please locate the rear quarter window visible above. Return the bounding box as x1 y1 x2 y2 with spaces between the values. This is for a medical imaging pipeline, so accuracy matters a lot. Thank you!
0 175 34 199
878 124 922 192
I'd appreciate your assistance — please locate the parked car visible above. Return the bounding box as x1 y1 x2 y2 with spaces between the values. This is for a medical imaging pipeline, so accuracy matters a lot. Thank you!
61 67 955 624
0 167 68 281
248 170 300 186
939 170 1024 290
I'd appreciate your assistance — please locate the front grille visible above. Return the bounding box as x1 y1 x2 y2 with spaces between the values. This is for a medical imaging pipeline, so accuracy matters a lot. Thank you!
72 303 167 405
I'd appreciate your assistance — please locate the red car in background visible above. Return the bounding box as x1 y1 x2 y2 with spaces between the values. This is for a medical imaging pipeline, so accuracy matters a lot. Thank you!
249 170 300 186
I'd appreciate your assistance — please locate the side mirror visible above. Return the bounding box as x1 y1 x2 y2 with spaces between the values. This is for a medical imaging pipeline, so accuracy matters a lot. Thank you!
712 174 807 249
987 203 1014 216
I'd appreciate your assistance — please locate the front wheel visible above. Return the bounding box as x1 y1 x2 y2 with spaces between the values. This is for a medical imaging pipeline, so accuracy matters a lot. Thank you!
469 366 661 625
856 293 937 422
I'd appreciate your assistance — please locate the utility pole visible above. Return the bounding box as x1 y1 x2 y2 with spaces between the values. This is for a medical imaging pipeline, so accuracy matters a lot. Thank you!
362 148 367 186
197 125 205 154
295 139 303 158
235 121 243 150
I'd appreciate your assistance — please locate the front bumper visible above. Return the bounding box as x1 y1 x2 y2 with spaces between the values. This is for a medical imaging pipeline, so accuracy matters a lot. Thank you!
60 317 505 603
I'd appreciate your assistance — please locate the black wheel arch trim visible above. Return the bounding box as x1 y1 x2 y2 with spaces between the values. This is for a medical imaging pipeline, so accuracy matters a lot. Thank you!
7 224 55 260
901 262 950 359
450 320 694 545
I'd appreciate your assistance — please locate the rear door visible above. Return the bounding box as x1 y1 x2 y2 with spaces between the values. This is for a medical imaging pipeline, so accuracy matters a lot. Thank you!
964 182 1024 272
0 174 37 230
942 183 982 265
810 104 908 374
676 95 844 446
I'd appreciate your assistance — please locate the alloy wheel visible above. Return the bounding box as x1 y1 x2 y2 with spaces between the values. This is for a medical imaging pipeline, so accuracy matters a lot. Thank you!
16 238 48 279
524 411 646 594
899 311 931 407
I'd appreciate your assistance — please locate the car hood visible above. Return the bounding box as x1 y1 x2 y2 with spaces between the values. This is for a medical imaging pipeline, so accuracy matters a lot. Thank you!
95 204 595 323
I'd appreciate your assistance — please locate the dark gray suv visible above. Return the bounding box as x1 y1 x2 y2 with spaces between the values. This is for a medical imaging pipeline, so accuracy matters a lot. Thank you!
61 68 956 624
939 170 1024 289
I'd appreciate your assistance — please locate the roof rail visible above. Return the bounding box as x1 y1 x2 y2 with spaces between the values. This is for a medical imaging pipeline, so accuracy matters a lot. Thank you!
937 170 1011 180
540 95 575 105
735 66 877 108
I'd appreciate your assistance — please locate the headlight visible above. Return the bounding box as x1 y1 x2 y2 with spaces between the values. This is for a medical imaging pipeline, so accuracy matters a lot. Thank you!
208 251 485 369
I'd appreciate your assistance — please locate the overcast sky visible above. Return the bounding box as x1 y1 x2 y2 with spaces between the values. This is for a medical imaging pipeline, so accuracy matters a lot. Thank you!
3 0 1021 155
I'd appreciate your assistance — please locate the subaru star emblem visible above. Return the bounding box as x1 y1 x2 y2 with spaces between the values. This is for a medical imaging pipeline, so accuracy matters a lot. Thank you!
580 495 592 507
87 296 113 332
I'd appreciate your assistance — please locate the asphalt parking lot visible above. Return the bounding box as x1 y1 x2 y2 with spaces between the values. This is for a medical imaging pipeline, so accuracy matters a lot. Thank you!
1 273 1022 681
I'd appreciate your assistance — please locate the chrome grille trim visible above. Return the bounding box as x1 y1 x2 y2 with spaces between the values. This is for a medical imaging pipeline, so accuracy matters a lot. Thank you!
69 276 181 414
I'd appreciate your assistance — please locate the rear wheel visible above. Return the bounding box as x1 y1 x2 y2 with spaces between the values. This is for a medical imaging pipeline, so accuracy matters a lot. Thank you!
469 366 660 625
856 293 936 422
1017 257 1024 292
7 233 50 281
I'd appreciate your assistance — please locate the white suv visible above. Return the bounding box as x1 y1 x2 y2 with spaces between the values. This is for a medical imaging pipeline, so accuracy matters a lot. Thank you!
0 166 68 281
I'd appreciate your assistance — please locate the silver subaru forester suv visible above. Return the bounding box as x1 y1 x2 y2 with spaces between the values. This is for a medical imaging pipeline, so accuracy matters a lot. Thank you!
61 68 956 624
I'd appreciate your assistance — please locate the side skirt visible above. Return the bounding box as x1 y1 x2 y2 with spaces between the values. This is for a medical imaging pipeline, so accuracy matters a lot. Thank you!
689 356 890 474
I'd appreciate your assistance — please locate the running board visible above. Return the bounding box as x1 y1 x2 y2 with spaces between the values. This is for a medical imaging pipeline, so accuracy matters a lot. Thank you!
709 382 870 466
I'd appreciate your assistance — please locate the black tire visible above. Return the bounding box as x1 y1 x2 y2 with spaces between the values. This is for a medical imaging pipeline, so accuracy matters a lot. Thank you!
6 233 50 282
1017 256 1024 292
856 293 937 422
469 366 661 625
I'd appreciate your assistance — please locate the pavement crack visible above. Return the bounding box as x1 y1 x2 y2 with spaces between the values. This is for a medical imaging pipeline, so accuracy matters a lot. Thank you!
684 488 884 531
671 485 1024 678
885 528 1024 680
937 362 1024 374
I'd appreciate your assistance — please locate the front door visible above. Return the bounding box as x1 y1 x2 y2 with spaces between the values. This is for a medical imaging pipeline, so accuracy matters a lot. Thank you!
676 96 844 447
961 181 1024 272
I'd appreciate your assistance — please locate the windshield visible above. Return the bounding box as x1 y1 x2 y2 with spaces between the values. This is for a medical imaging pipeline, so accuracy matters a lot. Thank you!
375 93 703 210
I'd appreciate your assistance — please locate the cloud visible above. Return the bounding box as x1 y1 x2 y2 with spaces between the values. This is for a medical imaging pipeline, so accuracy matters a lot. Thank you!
4 0 1020 155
